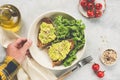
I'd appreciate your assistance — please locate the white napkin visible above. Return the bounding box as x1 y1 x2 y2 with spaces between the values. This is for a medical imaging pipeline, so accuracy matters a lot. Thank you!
0 27 57 80
18 56 57 80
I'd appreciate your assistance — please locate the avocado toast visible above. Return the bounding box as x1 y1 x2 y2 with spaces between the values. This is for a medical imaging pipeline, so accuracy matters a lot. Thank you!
48 40 74 67
37 18 56 48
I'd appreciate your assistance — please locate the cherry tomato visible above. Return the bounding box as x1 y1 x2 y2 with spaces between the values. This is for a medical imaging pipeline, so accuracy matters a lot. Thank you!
80 0 88 10
87 10 95 17
95 10 102 17
80 0 88 7
87 2 94 10
87 0 95 3
95 3 102 10
97 71 104 78
92 63 100 71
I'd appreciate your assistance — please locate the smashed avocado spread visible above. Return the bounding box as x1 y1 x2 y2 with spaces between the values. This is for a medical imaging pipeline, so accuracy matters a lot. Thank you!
48 40 71 61
39 22 56 44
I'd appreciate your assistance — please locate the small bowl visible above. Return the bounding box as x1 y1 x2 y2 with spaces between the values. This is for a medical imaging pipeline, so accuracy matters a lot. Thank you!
78 0 106 18
100 49 117 66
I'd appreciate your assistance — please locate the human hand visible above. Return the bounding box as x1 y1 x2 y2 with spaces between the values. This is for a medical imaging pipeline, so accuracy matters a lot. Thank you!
6 38 32 64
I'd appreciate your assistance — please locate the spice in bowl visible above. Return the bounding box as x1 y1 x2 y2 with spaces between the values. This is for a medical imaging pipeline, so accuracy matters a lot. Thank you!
100 49 117 66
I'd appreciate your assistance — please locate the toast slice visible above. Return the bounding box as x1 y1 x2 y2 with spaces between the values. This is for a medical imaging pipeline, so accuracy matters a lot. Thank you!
48 39 74 67
37 18 56 48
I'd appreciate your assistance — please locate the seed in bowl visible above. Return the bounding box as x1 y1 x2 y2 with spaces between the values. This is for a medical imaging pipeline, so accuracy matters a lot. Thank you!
100 49 117 66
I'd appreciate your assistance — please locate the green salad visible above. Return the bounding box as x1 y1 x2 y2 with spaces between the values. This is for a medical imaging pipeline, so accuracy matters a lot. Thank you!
52 15 86 67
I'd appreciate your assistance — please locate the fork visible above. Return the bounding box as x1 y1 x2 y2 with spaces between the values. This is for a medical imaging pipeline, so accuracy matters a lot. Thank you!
57 56 93 80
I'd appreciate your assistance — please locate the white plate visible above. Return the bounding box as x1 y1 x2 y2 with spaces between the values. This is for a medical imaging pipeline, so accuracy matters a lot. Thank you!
28 11 86 70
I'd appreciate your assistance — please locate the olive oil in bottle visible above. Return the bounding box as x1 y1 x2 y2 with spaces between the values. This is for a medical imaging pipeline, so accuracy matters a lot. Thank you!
0 4 21 32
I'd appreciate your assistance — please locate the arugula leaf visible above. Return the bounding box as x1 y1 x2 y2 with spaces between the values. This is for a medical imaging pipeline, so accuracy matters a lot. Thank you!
53 15 86 67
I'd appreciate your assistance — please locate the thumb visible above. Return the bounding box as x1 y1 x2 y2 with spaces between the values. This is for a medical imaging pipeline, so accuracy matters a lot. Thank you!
21 40 32 52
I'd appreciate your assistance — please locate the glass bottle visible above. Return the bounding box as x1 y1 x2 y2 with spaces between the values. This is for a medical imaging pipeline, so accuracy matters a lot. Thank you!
0 4 21 32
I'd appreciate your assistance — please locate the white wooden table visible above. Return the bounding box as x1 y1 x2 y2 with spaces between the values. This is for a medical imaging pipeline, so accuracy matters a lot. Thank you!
0 0 120 80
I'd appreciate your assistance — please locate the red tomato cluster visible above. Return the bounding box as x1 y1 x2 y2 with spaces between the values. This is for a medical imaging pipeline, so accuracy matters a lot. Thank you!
92 63 104 78
80 0 103 18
